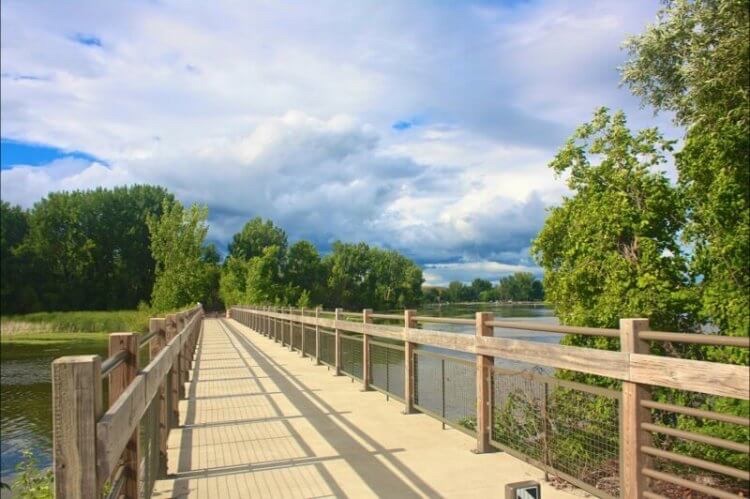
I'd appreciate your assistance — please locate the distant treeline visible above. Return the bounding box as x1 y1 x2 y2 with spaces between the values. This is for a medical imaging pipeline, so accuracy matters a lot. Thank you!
0 188 424 313
1 186 178 313
423 272 544 304
218 218 423 310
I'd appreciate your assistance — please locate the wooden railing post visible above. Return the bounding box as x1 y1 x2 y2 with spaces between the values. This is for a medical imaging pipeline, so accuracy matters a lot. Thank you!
621 318 652 498
108 332 139 497
475 312 494 453
149 318 168 475
315 307 322 365
177 313 188 398
300 308 306 356
334 308 343 375
165 313 179 426
404 309 417 414
289 307 294 351
53 355 102 498
362 309 373 390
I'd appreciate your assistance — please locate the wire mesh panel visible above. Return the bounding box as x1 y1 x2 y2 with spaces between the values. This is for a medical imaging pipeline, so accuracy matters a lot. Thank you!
340 334 363 380
138 395 161 498
319 329 336 366
369 341 405 400
303 325 316 356
413 350 476 435
491 368 621 498
292 321 302 351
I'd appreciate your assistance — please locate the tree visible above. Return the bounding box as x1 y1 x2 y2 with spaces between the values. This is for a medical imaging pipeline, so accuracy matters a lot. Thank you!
284 240 325 305
323 242 374 309
12 185 173 312
0 202 36 313
228 217 287 260
532 108 695 339
219 256 249 308
622 0 749 353
147 199 213 311
370 248 423 309
243 246 286 304
470 279 493 301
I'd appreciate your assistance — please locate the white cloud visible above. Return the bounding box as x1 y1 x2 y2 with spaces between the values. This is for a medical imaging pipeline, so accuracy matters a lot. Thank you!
0 0 670 281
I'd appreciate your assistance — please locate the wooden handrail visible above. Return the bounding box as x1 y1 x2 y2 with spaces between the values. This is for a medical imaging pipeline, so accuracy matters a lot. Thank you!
231 304 750 499
232 306 750 400
52 303 204 498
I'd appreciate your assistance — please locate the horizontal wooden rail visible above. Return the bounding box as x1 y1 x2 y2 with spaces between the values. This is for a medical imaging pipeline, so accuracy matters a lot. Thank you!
232 305 750 498
96 310 201 480
641 467 743 499
639 330 750 347
52 303 203 499
233 307 750 400
641 422 749 453
640 446 750 481
640 399 750 426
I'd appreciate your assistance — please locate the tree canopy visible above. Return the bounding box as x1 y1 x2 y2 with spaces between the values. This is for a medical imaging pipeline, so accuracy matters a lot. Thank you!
532 108 695 334
622 0 749 345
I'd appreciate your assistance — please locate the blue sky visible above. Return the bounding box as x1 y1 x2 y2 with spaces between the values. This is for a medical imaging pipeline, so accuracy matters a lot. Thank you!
0 0 675 284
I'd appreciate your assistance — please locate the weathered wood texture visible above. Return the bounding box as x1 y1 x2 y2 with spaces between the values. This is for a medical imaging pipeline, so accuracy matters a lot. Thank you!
362 309 373 390
620 319 652 498
475 312 493 454
53 355 103 498
108 332 140 497
404 309 416 414
95 307 203 483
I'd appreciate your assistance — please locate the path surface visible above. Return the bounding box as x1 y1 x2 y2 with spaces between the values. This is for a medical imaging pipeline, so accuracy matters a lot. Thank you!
151 318 584 498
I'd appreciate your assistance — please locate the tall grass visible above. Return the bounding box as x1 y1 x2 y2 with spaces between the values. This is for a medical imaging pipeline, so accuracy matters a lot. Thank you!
0 309 153 334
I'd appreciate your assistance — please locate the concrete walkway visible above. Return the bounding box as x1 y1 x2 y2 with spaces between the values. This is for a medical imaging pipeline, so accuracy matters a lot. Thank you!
151 318 585 498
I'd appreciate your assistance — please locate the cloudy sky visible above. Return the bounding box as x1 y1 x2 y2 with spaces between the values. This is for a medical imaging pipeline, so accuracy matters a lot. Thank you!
0 0 675 285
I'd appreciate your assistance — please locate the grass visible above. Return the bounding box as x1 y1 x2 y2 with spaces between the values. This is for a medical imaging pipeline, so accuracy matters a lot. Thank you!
0 332 110 360
0 309 153 335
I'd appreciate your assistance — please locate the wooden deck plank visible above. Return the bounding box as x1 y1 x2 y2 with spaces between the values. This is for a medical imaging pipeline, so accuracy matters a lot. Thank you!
151 319 585 498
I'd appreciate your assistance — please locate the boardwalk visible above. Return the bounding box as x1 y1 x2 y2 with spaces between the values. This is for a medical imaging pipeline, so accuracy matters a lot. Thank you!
151 318 581 498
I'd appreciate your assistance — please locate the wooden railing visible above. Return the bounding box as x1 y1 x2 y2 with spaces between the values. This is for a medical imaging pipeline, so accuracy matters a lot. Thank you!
230 305 750 498
52 304 204 498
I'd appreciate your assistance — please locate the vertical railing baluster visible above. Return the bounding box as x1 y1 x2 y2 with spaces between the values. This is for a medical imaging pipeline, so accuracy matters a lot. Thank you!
403 309 416 414
108 332 139 496
362 309 373 390
621 318 652 497
475 311 493 453
334 308 343 375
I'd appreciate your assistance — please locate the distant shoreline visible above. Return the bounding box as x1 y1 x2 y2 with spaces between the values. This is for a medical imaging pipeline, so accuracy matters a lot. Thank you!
423 301 549 307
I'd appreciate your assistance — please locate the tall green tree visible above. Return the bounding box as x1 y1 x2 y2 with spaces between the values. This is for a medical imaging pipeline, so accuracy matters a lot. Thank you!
0 202 36 312
532 108 695 339
284 240 325 305
622 0 749 349
228 217 287 260
147 199 214 311
323 242 374 309
13 185 173 311
243 246 286 304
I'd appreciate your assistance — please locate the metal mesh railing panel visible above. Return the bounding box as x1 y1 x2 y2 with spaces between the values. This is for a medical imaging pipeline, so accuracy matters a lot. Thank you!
319 329 336 366
340 334 363 379
303 325 316 356
138 394 160 498
292 321 302 351
491 369 621 497
369 342 405 399
413 350 476 434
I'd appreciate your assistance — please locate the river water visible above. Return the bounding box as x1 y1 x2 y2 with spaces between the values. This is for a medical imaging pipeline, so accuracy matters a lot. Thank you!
0 304 555 484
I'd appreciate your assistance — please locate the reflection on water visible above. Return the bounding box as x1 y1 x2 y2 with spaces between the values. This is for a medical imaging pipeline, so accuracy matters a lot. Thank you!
0 336 108 483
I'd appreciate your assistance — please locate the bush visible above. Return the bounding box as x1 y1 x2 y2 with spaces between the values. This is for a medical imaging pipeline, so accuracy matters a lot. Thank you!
0 309 153 334
11 450 53 499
